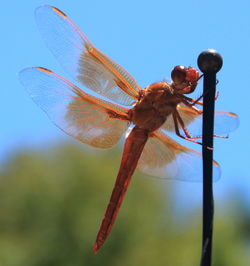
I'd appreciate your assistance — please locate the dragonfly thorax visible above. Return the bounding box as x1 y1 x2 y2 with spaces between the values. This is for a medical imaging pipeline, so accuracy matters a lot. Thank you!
130 82 182 132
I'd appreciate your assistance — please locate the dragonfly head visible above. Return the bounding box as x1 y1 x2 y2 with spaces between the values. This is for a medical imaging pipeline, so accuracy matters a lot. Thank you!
171 65 200 94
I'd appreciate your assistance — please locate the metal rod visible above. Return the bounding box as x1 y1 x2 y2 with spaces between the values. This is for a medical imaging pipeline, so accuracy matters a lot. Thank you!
197 49 223 266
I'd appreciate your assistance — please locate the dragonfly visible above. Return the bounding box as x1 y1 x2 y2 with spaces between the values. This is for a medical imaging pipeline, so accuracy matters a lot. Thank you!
19 5 239 253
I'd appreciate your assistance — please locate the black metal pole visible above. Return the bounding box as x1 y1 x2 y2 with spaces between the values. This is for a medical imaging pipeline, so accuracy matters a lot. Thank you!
197 50 223 266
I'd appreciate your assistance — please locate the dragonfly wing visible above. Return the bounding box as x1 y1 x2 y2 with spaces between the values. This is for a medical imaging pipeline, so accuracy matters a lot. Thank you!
19 67 129 149
137 129 221 182
35 5 140 106
162 103 239 137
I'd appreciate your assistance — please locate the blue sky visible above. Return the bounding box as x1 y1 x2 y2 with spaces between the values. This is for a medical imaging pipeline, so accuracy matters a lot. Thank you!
1 0 249 209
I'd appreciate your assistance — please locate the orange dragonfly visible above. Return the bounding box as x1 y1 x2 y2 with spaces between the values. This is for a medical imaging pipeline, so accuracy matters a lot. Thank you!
19 5 239 253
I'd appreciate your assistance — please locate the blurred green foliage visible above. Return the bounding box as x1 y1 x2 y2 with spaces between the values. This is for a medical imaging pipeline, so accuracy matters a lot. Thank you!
0 143 249 266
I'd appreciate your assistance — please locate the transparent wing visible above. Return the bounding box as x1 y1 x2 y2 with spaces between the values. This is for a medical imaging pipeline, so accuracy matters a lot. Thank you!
19 67 129 149
35 5 140 106
162 103 239 137
137 129 220 182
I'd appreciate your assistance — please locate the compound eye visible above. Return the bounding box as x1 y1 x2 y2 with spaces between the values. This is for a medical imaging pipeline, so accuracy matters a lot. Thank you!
171 65 187 85
186 68 199 82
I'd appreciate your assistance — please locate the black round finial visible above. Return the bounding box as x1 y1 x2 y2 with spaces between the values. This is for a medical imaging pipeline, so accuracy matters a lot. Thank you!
197 49 223 73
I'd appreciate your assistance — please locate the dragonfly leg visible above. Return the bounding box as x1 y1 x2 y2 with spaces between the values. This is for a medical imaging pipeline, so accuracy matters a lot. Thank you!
193 90 219 105
173 111 213 150
181 94 203 106
181 90 219 106
174 111 226 147
172 112 203 145
180 99 203 115
213 134 228 139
